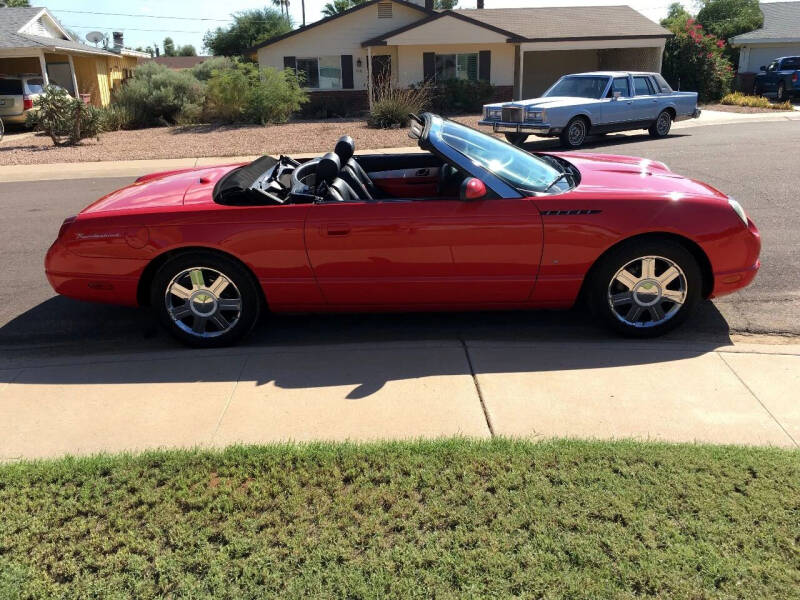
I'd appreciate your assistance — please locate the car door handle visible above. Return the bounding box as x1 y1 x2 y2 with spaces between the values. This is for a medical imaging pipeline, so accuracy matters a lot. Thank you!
325 223 350 236
415 168 430 176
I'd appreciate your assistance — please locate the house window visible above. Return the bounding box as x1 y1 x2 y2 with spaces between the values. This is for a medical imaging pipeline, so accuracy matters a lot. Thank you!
435 53 478 81
377 2 393 18
296 56 342 89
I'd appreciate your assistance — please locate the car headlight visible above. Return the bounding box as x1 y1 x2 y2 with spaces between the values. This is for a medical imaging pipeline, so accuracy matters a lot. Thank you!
526 109 543 121
728 198 748 225
484 107 502 120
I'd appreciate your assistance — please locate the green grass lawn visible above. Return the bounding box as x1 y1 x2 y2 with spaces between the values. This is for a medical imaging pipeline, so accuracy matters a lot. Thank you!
1 439 798 599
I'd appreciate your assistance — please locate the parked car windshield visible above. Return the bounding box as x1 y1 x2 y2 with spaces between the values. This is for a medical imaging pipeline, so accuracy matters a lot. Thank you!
439 119 562 193
544 76 609 99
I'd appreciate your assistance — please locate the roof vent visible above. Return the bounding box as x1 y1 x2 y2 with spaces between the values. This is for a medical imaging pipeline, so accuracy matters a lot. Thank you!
377 2 393 18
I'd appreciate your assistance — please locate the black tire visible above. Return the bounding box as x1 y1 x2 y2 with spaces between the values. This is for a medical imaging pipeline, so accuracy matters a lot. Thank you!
504 132 528 146
559 117 588 149
587 239 702 338
151 251 261 347
776 82 786 102
753 81 761 96
648 110 672 138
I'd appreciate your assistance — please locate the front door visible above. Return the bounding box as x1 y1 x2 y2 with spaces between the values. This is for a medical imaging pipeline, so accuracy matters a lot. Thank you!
371 55 391 90
304 195 543 307
601 76 634 126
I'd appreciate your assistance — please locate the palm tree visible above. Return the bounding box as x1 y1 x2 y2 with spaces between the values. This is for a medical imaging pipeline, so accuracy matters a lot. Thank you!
322 0 352 17
271 0 291 17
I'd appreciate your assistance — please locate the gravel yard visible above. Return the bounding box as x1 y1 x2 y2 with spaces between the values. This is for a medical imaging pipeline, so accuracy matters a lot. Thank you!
702 102 797 114
0 116 483 166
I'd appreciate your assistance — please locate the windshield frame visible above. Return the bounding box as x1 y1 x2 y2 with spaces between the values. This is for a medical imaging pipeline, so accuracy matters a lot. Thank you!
421 114 572 196
543 75 612 100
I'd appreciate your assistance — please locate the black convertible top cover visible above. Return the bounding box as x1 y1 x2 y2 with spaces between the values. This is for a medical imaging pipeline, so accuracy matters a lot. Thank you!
214 155 278 205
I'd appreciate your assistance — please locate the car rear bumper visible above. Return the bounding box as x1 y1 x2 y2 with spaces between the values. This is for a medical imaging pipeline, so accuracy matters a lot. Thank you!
478 120 559 135
675 108 701 122
1 112 27 124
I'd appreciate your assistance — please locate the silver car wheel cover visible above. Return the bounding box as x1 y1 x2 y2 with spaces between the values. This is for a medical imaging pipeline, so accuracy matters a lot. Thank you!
568 120 585 145
165 267 242 338
607 255 687 328
657 112 671 135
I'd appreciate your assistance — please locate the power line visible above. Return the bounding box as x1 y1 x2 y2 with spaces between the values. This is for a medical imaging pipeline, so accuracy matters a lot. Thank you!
54 9 233 22
66 24 207 33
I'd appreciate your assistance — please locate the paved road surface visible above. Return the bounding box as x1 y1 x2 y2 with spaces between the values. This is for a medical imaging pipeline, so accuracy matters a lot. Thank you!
1 121 798 357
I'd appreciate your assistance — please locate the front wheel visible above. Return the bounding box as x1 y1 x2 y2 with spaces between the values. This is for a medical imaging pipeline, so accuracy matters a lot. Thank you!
151 252 261 347
504 132 528 146
648 110 672 138
559 117 588 149
588 240 702 337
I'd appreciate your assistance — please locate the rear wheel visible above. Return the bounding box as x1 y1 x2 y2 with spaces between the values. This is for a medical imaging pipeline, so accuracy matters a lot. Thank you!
648 110 672 138
151 252 261 347
504 132 528 146
776 82 787 102
559 117 588 149
588 240 702 337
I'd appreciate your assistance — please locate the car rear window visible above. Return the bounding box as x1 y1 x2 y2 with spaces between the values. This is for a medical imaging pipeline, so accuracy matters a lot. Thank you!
0 79 24 95
781 57 799 70
652 73 673 93
25 78 44 94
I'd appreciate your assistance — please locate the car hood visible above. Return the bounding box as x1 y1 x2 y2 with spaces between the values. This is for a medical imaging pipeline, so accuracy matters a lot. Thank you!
79 164 241 215
553 152 730 201
487 96 601 109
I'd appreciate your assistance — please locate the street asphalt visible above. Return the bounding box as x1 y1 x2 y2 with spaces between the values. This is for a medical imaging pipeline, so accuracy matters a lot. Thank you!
0 121 798 357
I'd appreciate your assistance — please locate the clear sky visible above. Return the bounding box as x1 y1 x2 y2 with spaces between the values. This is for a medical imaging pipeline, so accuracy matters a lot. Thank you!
42 0 775 55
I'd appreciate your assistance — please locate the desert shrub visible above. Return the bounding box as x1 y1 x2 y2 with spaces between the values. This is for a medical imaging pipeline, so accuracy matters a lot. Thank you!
25 86 103 145
202 60 305 125
720 92 793 110
245 68 307 124
98 104 133 131
428 78 495 114
661 17 734 103
368 77 431 129
190 56 237 82
112 62 205 127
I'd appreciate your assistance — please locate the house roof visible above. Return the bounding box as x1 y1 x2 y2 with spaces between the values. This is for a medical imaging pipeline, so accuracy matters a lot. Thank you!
0 6 115 56
730 1 800 44
249 0 434 52
150 56 211 69
363 5 670 46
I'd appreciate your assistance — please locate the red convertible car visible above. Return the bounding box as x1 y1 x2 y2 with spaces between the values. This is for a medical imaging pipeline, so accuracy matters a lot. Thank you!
46 113 760 347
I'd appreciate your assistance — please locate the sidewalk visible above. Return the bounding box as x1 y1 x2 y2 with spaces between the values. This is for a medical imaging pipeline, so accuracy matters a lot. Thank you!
2 109 799 184
1 337 797 459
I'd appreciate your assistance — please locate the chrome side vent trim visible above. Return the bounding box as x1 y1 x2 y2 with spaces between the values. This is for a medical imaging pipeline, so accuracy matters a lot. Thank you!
540 209 602 216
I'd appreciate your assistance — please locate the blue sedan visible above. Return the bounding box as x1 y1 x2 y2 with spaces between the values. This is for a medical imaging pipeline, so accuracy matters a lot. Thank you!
480 71 701 148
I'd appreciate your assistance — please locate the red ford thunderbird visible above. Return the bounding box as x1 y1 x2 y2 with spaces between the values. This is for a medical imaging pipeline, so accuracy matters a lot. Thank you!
45 113 760 347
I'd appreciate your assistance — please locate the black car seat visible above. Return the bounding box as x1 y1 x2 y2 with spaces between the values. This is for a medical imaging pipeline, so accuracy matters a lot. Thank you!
316 153 359 202
334 136 381 199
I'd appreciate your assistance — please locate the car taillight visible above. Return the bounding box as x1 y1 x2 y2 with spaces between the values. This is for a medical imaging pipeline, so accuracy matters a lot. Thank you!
793 72 798 83
58 215 77 238
23 95 33 110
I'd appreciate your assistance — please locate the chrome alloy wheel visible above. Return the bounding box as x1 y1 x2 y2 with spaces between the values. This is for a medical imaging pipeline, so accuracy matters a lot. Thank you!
607 256 687 328
567 120 586 146
656 112 671 135
164 267 242 338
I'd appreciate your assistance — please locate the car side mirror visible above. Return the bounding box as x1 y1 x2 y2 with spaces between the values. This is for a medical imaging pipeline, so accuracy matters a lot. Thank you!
760 65 766 71
460 177 487 201
612 91 621 100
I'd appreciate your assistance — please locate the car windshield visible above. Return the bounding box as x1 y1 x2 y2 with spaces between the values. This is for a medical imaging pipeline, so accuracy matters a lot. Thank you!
439 119 562 193
544 76 609 99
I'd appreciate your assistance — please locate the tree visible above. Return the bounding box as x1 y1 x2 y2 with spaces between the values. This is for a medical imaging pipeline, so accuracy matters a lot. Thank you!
178 45 197 56
322 0 356 17
0 0 30 6
696 0 763 66
435 0 458 8
272 0 291 17
203 8 292 56
660 2 691 29
163 37 176 57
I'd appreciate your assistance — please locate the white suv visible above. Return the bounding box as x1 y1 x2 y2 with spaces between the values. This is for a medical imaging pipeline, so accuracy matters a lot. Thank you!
0 74 47 125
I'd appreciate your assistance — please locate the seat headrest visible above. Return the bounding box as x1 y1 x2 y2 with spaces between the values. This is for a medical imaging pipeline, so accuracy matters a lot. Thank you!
316 152 341 184
334 135 355 164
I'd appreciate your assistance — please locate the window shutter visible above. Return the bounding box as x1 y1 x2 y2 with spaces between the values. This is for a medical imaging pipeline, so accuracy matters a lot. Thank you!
479 50 491 82
283 56 296 70
341 55 354 89
423 52 435 81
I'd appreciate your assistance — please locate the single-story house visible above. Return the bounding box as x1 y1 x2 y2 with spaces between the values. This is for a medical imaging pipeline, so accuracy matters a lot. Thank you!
150 56 211 70
251 0 671 108
0 6 148 106
730 1 800 91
